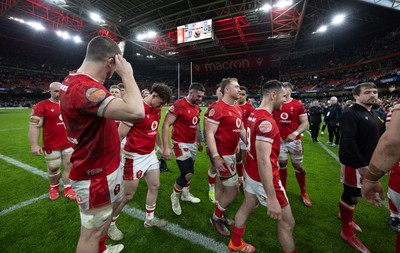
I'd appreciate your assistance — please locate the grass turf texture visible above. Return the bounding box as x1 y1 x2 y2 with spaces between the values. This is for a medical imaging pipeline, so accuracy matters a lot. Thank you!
0 107 395 253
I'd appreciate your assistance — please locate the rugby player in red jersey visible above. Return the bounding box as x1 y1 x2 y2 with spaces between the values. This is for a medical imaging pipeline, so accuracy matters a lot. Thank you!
236 86 255 186
107 83 172 240
206 77 246 237
28 81 75 201
228 79 297 253
273 82 311 207
59 36 144 253
162 83 205 215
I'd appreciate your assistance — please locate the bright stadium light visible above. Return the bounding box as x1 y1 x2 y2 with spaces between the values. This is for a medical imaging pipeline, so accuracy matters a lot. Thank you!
331 14 345 25
72 35 82 43
275 0 293 9
26 21 46 31
260 3 272 12
56 30 70 39
89 12 104 23
316 25 328 33
136 31 157 41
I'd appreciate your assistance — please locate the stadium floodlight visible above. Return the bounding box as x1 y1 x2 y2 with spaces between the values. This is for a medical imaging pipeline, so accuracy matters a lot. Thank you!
136 31 157 41
331 14 345 25
89 12 104 23
56 30 70 39
9 16 25 23
136 53 141 56
316 25 328 33
260 3 272 12
72 35 82 43
26 21 46 31
275 0 293 9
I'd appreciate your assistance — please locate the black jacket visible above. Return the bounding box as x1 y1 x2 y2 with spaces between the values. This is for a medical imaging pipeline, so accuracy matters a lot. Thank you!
325 104 342 126
308 106 323 123
339 104 385 168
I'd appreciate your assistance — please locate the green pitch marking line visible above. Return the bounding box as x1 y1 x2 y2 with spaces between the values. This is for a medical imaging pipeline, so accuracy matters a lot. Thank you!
0 153 229 253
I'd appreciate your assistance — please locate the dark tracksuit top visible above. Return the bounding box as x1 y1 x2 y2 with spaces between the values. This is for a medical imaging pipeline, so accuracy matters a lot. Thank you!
339 103 385 169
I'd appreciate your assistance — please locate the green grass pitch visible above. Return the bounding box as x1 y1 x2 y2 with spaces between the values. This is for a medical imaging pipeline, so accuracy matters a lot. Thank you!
0 107 395 252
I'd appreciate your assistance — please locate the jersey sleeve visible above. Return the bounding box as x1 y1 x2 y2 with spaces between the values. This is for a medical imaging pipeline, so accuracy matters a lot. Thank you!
205 103 221 125
32 102 45 118
299 102 307 116
255 119 275 143
76 82 115 117
168 100 181 117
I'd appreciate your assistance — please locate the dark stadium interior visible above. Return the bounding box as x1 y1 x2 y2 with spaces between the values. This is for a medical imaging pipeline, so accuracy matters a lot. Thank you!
0 0 399 107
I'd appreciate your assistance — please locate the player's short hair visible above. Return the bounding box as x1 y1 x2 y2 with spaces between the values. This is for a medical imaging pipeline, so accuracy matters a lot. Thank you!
188 82 205 92
85 36 121 62
220 77 238 95
282 82 293 90
239 86 248 94
117 83 125 89
261 80 284 96
49 82 61 90
150 83 173 104
109 85 120 91
352 82 377 96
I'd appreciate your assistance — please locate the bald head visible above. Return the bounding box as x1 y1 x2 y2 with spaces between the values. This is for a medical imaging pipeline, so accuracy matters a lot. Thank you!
49 82 61 101
330 96 338 104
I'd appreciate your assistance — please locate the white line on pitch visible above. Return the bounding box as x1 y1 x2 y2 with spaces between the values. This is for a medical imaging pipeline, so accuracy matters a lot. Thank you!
0 128 24 132
0 153 228 252
0 193 48 216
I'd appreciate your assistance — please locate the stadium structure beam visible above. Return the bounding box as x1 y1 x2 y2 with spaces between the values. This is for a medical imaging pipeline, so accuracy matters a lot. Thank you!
0 0 20 16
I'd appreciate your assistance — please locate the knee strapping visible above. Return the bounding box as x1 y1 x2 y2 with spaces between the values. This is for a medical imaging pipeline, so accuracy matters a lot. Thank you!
80 207 113 229
177 158 194 176
341 185 361 206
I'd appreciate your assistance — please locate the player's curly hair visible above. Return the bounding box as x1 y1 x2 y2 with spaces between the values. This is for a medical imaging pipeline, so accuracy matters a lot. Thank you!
150 83 173 104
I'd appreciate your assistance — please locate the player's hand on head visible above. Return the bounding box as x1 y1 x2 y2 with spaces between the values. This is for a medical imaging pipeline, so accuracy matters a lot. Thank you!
114 54 133 78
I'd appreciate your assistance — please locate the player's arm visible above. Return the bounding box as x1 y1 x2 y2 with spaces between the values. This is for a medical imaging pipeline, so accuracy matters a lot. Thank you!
161 112 177 160
363 108 400 206
103 54 145 122
256 139 281 220
286 114 308 141
156 131 163 154
240 123 247 144
118 122 132 142
196 126 203 152
28 114 43 156
205 120 226 171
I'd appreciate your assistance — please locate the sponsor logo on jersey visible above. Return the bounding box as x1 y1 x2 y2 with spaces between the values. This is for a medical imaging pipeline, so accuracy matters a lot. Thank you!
151 121 158 130
86 88 106 103
280 112 289 120
236 118 242 128
259 120 272 133
192 116 198 125
86 168 103 176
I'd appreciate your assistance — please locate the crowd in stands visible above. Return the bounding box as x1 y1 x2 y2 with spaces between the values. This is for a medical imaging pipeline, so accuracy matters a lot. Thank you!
1 25 399 107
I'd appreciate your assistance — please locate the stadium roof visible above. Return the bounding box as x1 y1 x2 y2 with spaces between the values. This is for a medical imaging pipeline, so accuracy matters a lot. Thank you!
1 0 399 63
